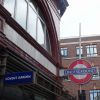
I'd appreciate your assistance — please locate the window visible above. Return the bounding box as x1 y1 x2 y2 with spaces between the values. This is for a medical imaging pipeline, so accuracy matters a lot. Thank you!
86 45 97 57
37 18 45 47
62 76 70 82
3 0 51 53
61 48 68 57
90 90 100 100
92 67 100 80
4 0 15 17
76 46 83 57
15 0 27 29
27 5 37 40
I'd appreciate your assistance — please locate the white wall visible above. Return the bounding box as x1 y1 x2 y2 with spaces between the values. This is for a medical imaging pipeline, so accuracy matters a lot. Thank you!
4 23 57 75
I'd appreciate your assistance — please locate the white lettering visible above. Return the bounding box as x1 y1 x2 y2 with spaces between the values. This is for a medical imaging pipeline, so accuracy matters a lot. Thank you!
5 76 17 80
18 75 31 79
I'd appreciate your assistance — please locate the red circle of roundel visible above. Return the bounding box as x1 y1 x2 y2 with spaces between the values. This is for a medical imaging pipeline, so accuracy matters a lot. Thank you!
69 59 92 84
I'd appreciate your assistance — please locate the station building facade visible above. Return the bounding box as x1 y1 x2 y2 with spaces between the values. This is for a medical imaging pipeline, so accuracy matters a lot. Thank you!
60 36 100 100
0 0 75 100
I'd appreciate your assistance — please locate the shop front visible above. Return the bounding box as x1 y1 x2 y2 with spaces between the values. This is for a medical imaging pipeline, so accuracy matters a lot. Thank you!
0 49 61 100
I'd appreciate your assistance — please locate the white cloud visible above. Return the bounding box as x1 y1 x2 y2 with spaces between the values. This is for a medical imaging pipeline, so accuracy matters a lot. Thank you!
60 0 100 38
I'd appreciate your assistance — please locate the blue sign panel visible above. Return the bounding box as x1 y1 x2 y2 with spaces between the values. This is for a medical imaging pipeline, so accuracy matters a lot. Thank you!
4 71 34 85
60 67 97 76
64 68 97 75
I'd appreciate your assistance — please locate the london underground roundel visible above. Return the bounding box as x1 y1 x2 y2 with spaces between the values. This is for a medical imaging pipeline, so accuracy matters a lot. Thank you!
69 59 92 84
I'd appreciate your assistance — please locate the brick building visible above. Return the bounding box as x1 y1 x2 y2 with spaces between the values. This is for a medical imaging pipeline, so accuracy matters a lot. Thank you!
0 0 76 100
60 36 100 100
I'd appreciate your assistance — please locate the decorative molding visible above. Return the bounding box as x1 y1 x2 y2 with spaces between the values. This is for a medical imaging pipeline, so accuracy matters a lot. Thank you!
62 55 100 60
60 40 100 45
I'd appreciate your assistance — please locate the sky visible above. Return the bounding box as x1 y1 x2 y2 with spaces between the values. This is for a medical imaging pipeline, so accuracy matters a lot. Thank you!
60 0 100 38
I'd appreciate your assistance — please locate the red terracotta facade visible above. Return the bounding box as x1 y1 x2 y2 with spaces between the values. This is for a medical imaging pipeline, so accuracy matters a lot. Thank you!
60 36 100 100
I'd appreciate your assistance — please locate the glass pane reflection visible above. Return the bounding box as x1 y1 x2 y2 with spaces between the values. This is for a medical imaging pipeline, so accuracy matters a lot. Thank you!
4 0 15 17
16 0 27 29
27 6 37 39
37 19 45 47
90 90 100 100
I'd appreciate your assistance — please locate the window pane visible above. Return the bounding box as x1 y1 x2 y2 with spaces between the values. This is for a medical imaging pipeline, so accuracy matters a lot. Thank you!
27 6 37 39
61 49 63 54
61 48 68 57
90 93 93 100
37 19 45 47
98 93 100 100
90 48 94 54
76 46 83 57
77 48 83 55
94 48 97 53
4 0 15 17
29 0 37 12
93 73 98 79
93 67 100 79
87 48 89 54
76 48 79 55
38 8 45 22
45 30 51 53
86 45 97 57
90 90 100 100
64 50 67 55
94 92 97 99
15 0 27 29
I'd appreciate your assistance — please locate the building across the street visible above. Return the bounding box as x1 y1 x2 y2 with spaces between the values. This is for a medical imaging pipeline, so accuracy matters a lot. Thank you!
0 0 75 100
60 36 100 100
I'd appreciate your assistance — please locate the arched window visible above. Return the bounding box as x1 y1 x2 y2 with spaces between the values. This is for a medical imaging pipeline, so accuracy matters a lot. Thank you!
3 0 51 53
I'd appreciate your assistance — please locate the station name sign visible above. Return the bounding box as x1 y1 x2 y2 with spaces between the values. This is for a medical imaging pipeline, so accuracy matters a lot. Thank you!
59 60 97 84
60 67 97 76
4 71 34 85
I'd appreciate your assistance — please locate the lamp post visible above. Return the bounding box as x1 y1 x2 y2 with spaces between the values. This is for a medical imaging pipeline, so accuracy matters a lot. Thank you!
79 22 82 96
79 23 82 60
78 23 86 100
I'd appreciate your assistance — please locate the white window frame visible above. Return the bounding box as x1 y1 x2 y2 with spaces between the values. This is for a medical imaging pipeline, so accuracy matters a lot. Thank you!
86 45 97 57
76 46 83 57
61 48 68 57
